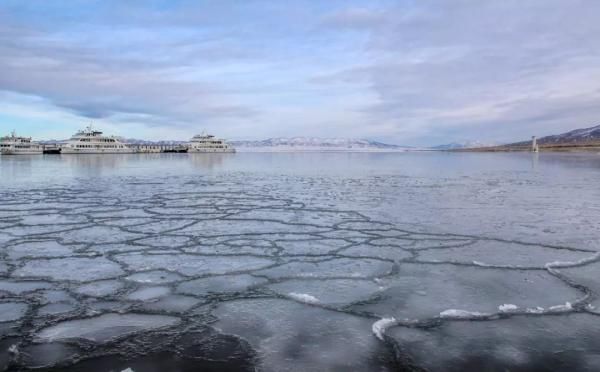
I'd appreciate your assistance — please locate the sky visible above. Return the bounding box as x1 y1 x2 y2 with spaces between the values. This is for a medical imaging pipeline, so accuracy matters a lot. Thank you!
1 0 599 146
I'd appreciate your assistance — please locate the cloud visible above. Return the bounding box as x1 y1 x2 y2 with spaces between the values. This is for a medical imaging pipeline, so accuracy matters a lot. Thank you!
1 1 599 145
320 7 388 30
0 8 260 133
314 0 600 144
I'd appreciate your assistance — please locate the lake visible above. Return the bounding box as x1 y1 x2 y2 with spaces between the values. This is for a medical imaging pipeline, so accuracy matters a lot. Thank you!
1 152 600 371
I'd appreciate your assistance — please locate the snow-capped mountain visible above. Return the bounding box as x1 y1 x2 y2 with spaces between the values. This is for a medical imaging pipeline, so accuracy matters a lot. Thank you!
503 124 600 148
533 124 600 144
430 141 499 150
230 137 411 152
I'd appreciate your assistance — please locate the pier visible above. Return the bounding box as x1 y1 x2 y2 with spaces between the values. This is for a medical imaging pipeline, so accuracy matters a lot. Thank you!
129 144 188 153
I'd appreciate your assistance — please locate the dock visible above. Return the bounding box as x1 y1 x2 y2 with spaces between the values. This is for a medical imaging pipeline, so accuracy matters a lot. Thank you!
129 144 188 153
40 144 189 154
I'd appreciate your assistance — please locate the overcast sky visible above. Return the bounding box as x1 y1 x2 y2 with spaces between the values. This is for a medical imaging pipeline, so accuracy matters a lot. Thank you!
1 0 599 146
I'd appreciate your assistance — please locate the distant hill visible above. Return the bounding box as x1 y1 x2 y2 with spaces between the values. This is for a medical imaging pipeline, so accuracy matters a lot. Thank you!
511 124 600 146
431 141 500 150
458 124 600 152
230 137 412 152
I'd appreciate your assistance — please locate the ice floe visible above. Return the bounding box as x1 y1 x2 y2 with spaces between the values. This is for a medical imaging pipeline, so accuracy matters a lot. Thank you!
35 313 180 342
13 257 125 282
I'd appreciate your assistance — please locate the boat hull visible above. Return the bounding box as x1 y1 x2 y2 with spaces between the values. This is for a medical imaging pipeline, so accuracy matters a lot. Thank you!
188 148 236 153
60 148 137 154
1 149 43 155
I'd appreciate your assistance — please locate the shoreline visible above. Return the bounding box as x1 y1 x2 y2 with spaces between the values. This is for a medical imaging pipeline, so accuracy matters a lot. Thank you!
452 144 600 153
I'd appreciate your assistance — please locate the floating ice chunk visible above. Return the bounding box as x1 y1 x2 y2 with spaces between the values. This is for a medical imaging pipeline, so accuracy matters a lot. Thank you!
127 219 196 234
318 230 373 239
126 286 170 301
526 306 545 314
369 237 416 247
13 257 124 282
498 304 518 312
99 218 153 227
40 290 75 304
439 309 489 319
38 303 76 316
288 292 319 304
337 221 394 231
184 243 277 256
6 241 75 260
19 214 88 225
143 295 199 313
340 244 412 261
74 280 124 297
115 253 274 276
419 241 593 268
230 209 360 227
0 281 52 294
277 239 349 255
411 239 473 250
267 279 382 307
177 274 267 296
8 344 18 357
545 252 600 269
88 244 144 254
352 263 579 320
125 270 184 284
226 239 273 247
174 219 328 237
0 302 28 322
2 224 83 236
56 226 144 244
121 368 134 372
256 258 393 279
87 301 131 313
372 317 397 340
549 302 573 312
35 313 180 343
133 235 192 248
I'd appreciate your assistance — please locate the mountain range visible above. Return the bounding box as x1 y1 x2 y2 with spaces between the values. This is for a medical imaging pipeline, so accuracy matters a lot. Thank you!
511 124 600 146
229 137 412 152
35 124 600 152
451 124 600 151
430 141 500 150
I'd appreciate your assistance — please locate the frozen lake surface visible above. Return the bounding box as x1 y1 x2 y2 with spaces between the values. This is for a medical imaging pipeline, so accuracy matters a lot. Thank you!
1 152 600 371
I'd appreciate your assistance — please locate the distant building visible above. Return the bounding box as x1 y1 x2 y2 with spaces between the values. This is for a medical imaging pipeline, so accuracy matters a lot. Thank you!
531 136 539 152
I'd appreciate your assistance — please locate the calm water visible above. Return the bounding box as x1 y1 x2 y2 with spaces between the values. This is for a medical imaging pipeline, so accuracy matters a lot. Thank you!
1 152 600 371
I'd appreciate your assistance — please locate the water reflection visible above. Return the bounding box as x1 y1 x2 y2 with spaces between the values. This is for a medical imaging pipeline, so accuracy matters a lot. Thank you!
2 152 600 187
60 153 129 172
188 153 234 170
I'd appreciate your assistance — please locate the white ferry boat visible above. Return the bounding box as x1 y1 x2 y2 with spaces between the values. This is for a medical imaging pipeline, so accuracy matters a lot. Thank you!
0 131 43 155
188 134 235 153
61 125 136 154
